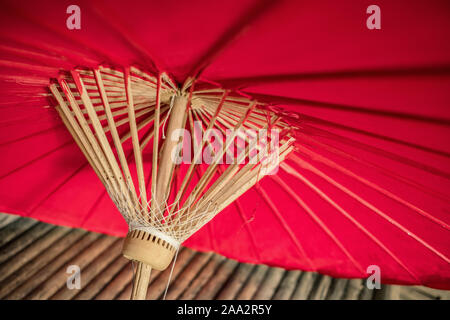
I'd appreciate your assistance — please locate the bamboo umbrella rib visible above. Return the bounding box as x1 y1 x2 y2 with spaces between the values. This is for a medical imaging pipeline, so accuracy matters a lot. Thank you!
194 136 294 214
86 83 125 92
140 123 158 151
174 102 256 225
300 121 450 178
97 68 126 80
67 82 123 92
84 104 145 126
269 174 366 274
124 68 148 215
171 110 216 212
180 100 233 209
51 83 119 200
202 99 259 117
130 67 174 91
182 112 227 213
119 106 169 144
195 94 252 107
211 144 294 214
102 103 156 126
73 70 139 219
191 110 224 168
168 120 219 232
94 69 140 209
50 85 106 187
67 89 125 98
62 94 130 114
197 106 242 138
221 106 269 129
72 72 123 178
98 67 123 77
198 107 257 143
196 115 278 209
194 93 257 104
150 74 162 215
198 110 252 162
296 133 450 203
278 161 421 281
256 183 316 271
79 76 126 88
186 143 294 235
221 106 270 127
193 89 226 94
192 110 228 152
130 67 157 84
101 104 153 133
296 144 450 229
188 108 196 154
193 98 268 125
199 98 273 124
167 92 229 222
58 79 122 195
202 104 264 133
194 108 226 136
139 108 170 152
288 157 450 263
202 100 271 128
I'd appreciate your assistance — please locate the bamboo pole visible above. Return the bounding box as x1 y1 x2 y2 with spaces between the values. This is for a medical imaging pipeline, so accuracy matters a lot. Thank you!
131 262 152 300
155 94 188 211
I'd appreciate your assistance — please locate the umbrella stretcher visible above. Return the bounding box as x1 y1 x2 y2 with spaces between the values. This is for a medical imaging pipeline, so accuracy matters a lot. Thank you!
49 66 293 299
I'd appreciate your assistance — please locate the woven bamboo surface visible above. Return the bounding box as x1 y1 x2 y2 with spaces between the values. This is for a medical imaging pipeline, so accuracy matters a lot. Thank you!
0 213 448 300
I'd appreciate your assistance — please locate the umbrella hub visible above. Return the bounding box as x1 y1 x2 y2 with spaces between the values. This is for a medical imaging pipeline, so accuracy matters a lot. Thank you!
122 229 177 270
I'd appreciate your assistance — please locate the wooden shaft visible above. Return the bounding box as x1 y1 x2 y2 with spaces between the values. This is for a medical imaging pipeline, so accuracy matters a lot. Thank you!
131 262 152 300
155 95 188 209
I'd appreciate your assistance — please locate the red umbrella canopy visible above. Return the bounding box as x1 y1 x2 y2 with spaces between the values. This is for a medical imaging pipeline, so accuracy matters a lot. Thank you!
0 0 449 289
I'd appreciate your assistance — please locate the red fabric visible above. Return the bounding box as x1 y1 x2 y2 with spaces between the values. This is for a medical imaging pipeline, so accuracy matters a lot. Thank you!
0 0 449 289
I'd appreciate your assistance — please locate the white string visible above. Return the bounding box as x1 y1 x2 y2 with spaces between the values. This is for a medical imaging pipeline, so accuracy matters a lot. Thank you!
129 222 180 249
162 246 180 300
161 95 176 139
108 181 220 244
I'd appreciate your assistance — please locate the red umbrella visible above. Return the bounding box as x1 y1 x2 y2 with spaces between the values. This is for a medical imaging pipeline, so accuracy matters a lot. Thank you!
0 0 449 292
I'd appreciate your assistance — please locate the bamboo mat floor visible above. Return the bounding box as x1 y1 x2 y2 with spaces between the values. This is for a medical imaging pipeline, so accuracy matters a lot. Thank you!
0 213 448 300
